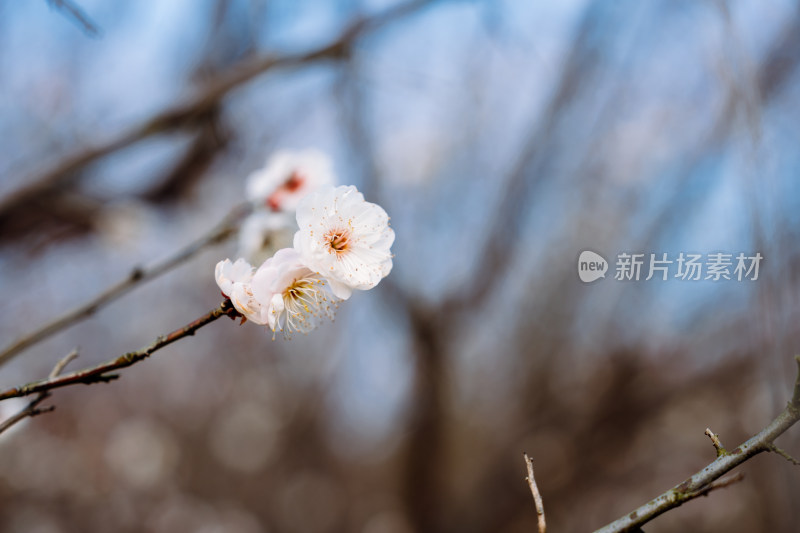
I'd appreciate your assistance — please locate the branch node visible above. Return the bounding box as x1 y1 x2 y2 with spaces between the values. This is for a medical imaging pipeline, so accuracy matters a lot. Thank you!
130 267 144 281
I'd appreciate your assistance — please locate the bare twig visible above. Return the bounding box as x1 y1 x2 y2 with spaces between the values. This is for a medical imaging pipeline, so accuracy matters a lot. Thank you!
0 300 238 402
0 0 434 223
523 453 547 533
49 349 79 379
46 0 101 37
0 349 79 434
593 356 800 533
0 398 54 435
0 203 251 368
767 444 800 466
705 427 727 456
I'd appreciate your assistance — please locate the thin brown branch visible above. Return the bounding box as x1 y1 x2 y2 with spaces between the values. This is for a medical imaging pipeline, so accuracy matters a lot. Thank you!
0 349 79 434
593 355 800 533
0 0 434 223
523 453 547 533
0 300 238 402
0 203 251 368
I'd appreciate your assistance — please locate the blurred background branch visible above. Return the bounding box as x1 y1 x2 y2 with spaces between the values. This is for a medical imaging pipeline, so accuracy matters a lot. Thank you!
0 0 435 248
46 0 101 37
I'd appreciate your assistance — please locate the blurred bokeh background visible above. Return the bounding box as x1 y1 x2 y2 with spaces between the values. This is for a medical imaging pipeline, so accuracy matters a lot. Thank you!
1 0 800 531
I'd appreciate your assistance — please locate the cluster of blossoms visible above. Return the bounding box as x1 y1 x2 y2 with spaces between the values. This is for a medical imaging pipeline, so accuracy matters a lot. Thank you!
216 150 394 338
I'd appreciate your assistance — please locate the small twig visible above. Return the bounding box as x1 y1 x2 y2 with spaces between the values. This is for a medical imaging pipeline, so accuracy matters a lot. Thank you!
523 453 547 533
0 349 79 434
593 356 800 533
49 349 79 378
46 0 101 37
767 444 800 466
0 401 55 435
0 301 238 402
0 204 251 368
705 427 727 456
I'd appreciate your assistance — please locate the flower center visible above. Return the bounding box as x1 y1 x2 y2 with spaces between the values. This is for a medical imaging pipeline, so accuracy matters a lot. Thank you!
325 229 351 254
284 279 315 303
277 276 335 337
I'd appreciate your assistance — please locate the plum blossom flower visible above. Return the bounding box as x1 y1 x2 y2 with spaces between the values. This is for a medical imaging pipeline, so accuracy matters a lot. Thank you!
215 258 269 325
237 210 296 264
293 185 394 300
246 149 336 213
250 248 338 338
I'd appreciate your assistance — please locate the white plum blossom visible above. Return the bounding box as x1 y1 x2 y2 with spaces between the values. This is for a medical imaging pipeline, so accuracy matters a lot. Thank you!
293 185 394 300
250 248 338 338
216 161 394 339
214 259 269 325
237 210 296 265
246 149 336 212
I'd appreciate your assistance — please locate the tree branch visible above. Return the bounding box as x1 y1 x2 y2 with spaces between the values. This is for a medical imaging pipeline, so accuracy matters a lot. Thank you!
593 356 800 533
0 203 251 368
0 300 238 402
